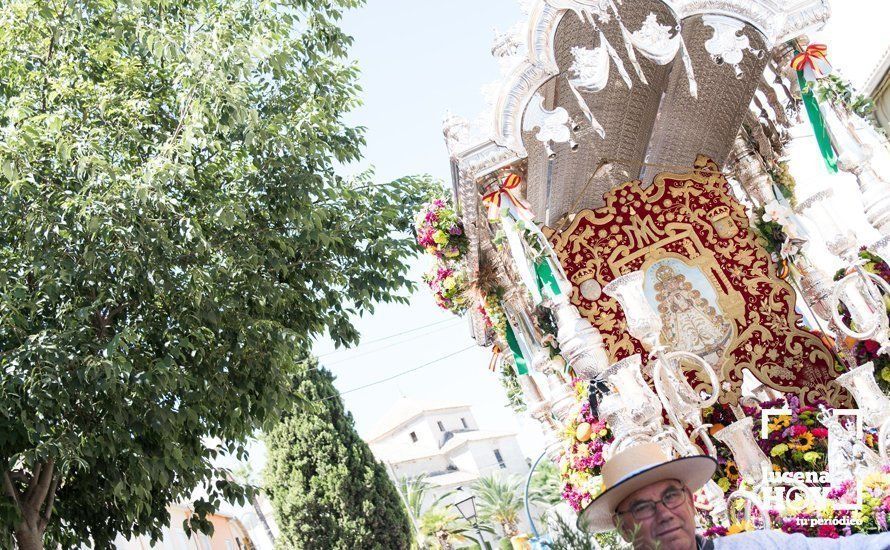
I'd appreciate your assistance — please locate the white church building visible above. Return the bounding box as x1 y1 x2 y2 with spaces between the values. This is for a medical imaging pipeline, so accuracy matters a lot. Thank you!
366 398 529 507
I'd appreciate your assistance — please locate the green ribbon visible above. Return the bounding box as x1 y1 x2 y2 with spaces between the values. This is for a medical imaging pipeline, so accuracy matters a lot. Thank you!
504 322 529 375
798 71 838 174
535 258 562 298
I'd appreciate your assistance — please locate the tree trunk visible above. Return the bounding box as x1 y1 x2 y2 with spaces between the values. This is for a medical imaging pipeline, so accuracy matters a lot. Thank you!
3 462 56 550
14 525 45 550
251 494 276 544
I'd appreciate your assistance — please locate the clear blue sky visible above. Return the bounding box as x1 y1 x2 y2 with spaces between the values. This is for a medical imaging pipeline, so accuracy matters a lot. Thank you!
310 0 549 455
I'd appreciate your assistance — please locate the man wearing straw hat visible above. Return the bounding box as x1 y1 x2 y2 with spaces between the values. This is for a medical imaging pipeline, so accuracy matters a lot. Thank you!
577 442 890 549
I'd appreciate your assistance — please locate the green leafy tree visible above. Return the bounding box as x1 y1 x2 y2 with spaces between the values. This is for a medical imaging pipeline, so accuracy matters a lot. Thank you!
0 0 434 548
471 474 525 538
264 365 413 549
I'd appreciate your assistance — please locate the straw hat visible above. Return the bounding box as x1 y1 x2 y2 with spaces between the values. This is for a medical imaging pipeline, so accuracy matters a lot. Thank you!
577 442 716 532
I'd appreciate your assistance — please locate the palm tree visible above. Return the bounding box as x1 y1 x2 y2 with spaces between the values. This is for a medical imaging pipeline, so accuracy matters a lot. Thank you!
470 473 525 538
399 473 451 523
529 459 564 507
418 507 473 549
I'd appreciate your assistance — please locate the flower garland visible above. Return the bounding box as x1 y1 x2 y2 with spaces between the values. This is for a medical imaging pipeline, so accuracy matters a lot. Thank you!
559 380 614 512
422 263 469 315
413 197 468 259
498 354 526 414
413 195 474 315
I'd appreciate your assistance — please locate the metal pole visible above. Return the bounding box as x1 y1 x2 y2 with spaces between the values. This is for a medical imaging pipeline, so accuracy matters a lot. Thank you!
474 521 487 549
524 443 561 539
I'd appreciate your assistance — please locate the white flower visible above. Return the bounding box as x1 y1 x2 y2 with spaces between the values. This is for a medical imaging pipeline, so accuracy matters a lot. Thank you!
762 200 792 225
781 238 805 259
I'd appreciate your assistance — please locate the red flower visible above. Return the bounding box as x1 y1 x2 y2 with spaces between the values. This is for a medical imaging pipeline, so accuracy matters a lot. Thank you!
812 428 829 438
864 339 881 354
817 524 838 538
791 425 808 437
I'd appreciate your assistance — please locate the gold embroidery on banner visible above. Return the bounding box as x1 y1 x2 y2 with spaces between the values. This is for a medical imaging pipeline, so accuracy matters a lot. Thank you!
549 156 844 406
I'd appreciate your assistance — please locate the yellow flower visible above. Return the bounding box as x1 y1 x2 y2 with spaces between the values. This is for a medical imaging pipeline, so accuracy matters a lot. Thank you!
727 521 755 535
433 230 448 245
442 276 456 290
724 460 740 481
768 415 791 432
789 431 815 452
717 477 731 492
863 471 890 490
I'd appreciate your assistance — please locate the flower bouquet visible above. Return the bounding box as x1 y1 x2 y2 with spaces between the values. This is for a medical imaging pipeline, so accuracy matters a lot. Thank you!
414 197 467 259
423 262 469 315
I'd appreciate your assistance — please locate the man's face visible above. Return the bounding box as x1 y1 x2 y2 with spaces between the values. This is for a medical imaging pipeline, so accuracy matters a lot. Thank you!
613 479 697 550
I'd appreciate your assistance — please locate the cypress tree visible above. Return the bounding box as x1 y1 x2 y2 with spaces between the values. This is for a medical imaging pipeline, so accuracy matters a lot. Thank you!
264 366 413 549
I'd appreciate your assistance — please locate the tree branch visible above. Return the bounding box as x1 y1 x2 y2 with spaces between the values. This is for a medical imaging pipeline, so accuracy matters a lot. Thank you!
39 474 59 530
23 463 42 504
26 460 55 513
2 470 22 510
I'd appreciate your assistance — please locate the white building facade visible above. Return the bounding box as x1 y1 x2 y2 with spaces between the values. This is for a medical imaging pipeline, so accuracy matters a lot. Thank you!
366 399 529 511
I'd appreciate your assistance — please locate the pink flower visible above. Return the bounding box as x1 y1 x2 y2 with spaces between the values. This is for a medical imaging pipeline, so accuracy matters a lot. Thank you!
592 452 604 467
817 524 838 538
790 425 808 437
812 428 828 438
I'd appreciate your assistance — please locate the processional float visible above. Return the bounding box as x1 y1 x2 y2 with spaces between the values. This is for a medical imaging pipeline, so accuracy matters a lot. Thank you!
420 0 890 538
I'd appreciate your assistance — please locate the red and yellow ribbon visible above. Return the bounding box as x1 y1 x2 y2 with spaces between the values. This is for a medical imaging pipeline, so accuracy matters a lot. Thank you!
482 173 532 220
488 344 502 372
791 44 832 83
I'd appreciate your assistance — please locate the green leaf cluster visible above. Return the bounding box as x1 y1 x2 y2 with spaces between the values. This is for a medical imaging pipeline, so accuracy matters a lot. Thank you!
263 365 412 549
0 0 435 546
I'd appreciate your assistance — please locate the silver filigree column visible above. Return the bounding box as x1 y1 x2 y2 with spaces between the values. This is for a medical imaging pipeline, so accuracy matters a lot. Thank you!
729 135 775 207
820 102 890 237
549 293 610 380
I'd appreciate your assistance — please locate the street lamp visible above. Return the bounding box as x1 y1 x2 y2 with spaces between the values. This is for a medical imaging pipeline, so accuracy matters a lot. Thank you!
453 495 487 549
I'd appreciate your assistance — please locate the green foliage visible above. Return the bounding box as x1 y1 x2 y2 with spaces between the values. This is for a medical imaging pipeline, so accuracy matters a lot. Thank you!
751 208 785 258
0 0 434 547
814 74 876 121
418 507 474 549
398 473 452 527
546 513 627 550
471 474 525 538
499 357 527 414
264 365 412 549
529 459 563 507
